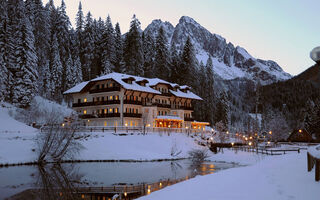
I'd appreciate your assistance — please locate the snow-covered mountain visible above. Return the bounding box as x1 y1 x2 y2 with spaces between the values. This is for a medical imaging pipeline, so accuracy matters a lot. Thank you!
144 16 291 84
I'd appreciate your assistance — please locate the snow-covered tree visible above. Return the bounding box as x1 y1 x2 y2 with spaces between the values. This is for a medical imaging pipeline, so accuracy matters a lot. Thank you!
169 42 180 82
142 32 155 77
81 12 94 80
114 22 123 72
178 37 197 86
154 26 170 80
304 100 320 141
49 34 63 100
101 15 116 75
7 0 38 108
123 14 144 76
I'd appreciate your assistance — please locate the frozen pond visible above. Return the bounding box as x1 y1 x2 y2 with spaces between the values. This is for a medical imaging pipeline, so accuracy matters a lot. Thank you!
0 160 237 199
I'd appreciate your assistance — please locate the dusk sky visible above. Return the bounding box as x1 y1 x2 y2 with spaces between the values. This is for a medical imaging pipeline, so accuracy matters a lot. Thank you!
45 0 320 76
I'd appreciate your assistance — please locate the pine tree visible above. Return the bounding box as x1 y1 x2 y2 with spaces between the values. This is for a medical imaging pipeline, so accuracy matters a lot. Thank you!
304 100 320 141
142 32 155 77
178 37 197 86
70 29 82 85
101 15 116 75
81 12 94 80
0 0 9 101
49 33 63 100
205 56 215 125
123 14 144 76
154 26 170 80
7 0 38 108
75 1 84 77
114 22 123 72
169 42 180 82
215 92 229 129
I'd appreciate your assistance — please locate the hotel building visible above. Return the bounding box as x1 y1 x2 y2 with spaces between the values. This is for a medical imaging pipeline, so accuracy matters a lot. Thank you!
64 72 209 130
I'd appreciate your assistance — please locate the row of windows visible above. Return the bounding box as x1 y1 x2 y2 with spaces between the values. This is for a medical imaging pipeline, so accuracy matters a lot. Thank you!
82 107 139 114
158 111 168 116
155 87 168 93
95 82 115 89
93 95 119 102
184 113 192 118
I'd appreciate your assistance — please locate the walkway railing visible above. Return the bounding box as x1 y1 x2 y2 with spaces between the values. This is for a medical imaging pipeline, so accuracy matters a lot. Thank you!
231 146 301 155
307 152 320 181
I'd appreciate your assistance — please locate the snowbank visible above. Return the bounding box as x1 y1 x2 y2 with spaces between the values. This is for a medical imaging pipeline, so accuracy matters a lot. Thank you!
0 103 36 133
138 153 320 200
78 132 203 161
308 145 320 159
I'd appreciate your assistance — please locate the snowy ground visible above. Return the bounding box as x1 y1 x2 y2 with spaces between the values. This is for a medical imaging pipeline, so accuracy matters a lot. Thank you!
138 151 320 200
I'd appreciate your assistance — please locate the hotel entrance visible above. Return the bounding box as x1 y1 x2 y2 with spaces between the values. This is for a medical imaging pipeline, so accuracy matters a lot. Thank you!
155 116 183 128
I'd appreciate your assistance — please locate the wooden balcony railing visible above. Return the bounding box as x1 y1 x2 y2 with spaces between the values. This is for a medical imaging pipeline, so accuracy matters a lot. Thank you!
124 100 142 105
97 113 120 118
89 86 120 94
153 103 171 108
184 117 194 121
73 100 120 107
123 113 142 118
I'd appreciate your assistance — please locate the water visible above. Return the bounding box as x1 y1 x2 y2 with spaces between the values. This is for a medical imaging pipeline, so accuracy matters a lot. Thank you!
0 160 237 200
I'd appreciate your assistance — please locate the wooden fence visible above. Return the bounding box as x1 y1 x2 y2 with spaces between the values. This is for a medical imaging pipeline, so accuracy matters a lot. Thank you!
231 146 301 155
307 152 320 182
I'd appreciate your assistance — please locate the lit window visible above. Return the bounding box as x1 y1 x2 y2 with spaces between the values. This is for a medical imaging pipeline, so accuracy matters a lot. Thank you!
115 96 119 100
109 108 113 113
109 83 113 87
84 98 87 102
130 121 133 127
110 96 113 100
104 121 107 126
104 109 107 114
83 110 87 114
115 108 118 113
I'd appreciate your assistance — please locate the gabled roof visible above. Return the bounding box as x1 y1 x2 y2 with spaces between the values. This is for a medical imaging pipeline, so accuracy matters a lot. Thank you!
63 81 89 94
63 72 202 100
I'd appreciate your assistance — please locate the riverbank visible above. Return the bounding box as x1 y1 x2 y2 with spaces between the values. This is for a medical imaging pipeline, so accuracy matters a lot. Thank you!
138 151 320 200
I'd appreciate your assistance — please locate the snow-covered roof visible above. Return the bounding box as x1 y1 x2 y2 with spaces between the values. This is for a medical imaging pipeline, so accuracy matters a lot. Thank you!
169 89 202 100
63 81 89 94
92 73 161 94
63 72 202 100
155 115 183 121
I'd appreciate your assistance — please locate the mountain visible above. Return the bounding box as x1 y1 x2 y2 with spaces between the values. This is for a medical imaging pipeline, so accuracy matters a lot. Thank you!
144 16 291 84
291 64 320 85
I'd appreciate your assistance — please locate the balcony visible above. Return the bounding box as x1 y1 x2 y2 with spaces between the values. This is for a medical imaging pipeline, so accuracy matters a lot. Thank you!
124 100 142 105
97 113 120 118
184 117 194 121
73 100 120 107
123 113 142 118
161 92 172 97
89 86 120 94
79 114 96 119
153 103 171 108
172 105 194 110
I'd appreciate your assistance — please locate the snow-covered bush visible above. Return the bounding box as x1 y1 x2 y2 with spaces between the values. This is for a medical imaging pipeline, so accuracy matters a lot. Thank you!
14 96 74 126
188 149 209 165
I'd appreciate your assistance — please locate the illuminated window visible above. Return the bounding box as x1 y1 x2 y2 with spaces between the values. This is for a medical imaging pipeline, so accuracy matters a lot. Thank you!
110 96 113 100
115 95 119 100
130 121 133 127
84 98 87 102
104 121 107 126
115 108 118 113
104 109 107 114
109 83 113 87
109 108 112 113
114 121 118 127
83 110 87 114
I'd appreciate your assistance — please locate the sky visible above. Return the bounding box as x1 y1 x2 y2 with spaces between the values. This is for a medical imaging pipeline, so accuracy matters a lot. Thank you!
44 0 320 76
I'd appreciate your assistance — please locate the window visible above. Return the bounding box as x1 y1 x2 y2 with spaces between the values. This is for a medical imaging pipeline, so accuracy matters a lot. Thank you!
83 110 87 114
126 108 128 113
158 111 161 116
114 121 118 127
84 98 87 102
96 85 100 89
104 121 107 126
104 109 107 114
101 97 104 101
97 97 100 101
130 121 133 127
110 96 113 100
78 99 81 103
136 109 138 114
115 95 119 100
109 108 113 113
109 83 113 87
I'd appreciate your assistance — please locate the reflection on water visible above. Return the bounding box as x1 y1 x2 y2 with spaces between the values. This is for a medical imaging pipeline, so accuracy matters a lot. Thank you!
0 160 237 200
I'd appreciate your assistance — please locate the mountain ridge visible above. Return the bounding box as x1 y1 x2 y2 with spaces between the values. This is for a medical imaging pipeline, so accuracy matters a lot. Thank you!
144 16 291 84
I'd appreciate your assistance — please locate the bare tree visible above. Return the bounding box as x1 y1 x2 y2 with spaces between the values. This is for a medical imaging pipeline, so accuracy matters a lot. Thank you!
215 121 227 143
37 113 83 164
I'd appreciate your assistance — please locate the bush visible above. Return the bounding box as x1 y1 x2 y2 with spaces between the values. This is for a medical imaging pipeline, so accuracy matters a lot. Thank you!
188 149 209 164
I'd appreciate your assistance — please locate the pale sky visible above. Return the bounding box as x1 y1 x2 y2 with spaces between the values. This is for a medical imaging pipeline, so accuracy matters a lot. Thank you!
44 0 320 76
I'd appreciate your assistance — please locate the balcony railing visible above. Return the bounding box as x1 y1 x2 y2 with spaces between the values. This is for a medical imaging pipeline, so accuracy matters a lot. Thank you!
97 113 120 118
89 86 120 94
124 100 142 105
172 105 194 110
73 100 120 107
184 117 194 121
123 113 142 118
79 114 96 119
153 103 171 108
161 92 172 97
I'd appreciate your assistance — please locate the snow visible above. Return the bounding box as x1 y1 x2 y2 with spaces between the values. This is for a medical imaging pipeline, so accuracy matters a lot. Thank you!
0 103 36 133
63 81 89 94
138 152 320 200
236 46 253 60
169 89 202 100
308 145 320 159
155 115 183 120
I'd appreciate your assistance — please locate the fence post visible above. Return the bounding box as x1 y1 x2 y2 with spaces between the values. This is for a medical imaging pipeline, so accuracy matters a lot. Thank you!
307 153 312 172
316 159 320 182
